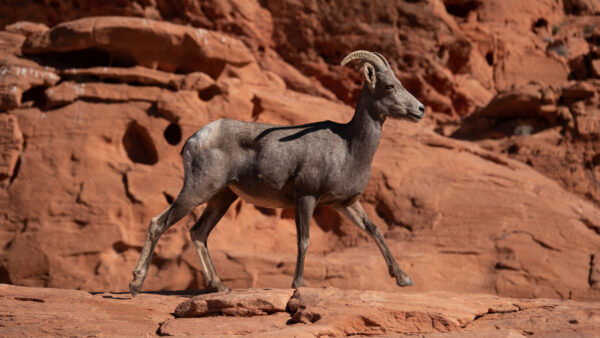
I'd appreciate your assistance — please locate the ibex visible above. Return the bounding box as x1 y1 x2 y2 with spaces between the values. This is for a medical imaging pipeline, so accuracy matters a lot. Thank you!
129 50 425 296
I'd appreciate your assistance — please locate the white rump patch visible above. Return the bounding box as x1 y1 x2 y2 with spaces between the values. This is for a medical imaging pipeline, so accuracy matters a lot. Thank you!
188 119 223 151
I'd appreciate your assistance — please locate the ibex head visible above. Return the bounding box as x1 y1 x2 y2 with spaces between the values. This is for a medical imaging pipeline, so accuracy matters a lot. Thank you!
341 50 425 122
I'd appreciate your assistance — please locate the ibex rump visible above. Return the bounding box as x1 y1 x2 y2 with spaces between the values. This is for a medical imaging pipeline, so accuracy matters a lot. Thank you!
129 51 425 295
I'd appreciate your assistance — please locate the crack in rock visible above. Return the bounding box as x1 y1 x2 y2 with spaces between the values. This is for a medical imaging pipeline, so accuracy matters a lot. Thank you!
512 230 561 252
581 218 600 235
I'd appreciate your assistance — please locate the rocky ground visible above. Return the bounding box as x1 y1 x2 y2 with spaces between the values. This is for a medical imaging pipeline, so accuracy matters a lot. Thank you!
1 283 599 336
1 0 600 336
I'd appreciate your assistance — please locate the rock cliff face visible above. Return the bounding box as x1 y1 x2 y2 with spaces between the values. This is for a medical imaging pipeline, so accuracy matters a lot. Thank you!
0 0 599 309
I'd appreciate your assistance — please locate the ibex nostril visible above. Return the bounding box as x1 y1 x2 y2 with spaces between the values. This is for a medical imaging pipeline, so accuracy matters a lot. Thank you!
418 104 425 114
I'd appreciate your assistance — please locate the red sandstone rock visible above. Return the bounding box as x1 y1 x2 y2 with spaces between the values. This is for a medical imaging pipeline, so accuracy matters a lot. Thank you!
0 115 22 186
362 123 600 301
22 16 255 76
58 67 214 93
3 284 596 336
0 62 59 110
591 59 600 78
477 0 564 30
0 31 25 58
561 81 597 104
58 66 184 90
0 0 599 321
10 285 600 337
180 72 215 92
451 77 600 206
159 313 292 336
564 0 600 15
452 83 557 139
284 287 600 336
591 251 600 290
1 0 586 117
4 21 49 37
0 284 182 336
7 83 599 300
174 288 294 317
44 81 165 108
494 54 569 91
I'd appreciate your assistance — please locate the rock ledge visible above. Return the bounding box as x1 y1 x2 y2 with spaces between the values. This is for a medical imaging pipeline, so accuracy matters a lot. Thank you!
1 284 598 337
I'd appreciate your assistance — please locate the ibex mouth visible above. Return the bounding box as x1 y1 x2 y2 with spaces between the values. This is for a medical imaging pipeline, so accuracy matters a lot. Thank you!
407 111 423 122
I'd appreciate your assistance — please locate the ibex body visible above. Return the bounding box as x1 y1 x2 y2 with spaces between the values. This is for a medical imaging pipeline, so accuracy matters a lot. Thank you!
130 51 425 295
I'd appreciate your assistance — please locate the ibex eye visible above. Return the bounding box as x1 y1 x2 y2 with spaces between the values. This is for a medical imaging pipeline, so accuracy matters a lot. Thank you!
385 84 394 90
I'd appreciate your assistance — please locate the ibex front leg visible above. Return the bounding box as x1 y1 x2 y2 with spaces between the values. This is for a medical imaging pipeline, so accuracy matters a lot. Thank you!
335 200 413 286
292 195 317 288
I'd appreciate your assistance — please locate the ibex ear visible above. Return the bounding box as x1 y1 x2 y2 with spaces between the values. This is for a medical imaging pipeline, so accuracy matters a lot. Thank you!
363 62 377 92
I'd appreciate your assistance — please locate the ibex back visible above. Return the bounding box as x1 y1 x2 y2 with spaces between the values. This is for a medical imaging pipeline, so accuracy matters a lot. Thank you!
129 50 425 295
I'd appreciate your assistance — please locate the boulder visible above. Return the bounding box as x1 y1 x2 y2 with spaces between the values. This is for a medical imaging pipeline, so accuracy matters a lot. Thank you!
0 63 60 111
44 81 165 108
22 16 255 76
451 83 557 139
174 288 294 317
4 21 49 37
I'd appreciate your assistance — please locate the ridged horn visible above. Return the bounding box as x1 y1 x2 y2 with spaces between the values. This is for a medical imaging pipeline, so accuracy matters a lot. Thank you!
372 52 391 69
340 50 386 71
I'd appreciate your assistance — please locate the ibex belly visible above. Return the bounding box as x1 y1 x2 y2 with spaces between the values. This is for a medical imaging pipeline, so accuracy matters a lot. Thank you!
228 181 294 208
228 180 362 209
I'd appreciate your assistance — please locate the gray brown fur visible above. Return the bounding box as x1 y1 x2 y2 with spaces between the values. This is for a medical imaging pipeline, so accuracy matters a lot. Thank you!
129 51 425 295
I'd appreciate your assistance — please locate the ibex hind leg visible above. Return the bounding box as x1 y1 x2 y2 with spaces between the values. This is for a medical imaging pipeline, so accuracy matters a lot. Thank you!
129 174 228 296
129 143 232 296
190 187 238 292
129 193 199 296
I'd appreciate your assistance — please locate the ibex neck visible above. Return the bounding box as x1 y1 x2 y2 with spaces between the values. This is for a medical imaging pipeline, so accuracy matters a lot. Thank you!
345 88 384 165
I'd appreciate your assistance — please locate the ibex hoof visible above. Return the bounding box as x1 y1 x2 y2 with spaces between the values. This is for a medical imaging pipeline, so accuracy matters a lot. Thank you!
396 275 414 287
292 280 306 289
208 281 230 293
129 280 143 297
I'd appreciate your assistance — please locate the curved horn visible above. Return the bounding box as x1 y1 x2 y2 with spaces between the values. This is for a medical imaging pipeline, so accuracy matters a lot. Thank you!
340 50 386 71
372 52 391 69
